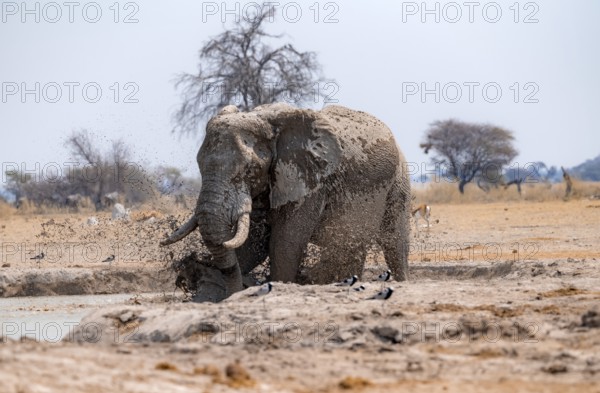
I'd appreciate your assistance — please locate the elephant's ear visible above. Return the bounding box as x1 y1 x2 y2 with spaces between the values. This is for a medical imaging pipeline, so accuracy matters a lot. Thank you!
267 109 342 209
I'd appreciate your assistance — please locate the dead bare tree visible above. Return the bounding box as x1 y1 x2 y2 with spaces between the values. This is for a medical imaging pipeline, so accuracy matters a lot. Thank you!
65 130 108 207
173 6 333 135
65 130 152 208
421 119 518 194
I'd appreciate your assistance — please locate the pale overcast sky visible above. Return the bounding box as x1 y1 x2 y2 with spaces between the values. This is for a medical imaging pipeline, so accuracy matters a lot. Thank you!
1 0 599 183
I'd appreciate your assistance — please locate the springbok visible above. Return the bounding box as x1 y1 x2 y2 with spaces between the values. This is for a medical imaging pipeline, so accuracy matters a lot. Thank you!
412 204 431 234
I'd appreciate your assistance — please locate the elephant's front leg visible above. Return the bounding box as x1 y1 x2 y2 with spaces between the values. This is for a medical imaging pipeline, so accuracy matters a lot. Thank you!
235 208 270 278
205 246 243 298
269 195 325 283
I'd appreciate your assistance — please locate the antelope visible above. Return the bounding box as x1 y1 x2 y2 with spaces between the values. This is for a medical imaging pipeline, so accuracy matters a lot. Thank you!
412 204 431 234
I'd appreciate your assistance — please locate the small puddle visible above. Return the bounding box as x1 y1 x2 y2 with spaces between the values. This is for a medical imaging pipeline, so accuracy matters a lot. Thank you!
0 293 135 342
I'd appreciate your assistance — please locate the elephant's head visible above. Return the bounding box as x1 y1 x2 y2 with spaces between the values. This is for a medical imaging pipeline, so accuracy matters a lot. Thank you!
161 103 341 298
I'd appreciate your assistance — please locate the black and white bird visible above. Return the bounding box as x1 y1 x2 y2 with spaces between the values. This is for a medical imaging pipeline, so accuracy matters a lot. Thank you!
376 270 392 282
336 275 358 287
102 254 115 263
353 285 367 292
250 282 273 297
30 252 44 261
250 282 272 309
368 287 394 300
375 269 392 289
336 275 359 294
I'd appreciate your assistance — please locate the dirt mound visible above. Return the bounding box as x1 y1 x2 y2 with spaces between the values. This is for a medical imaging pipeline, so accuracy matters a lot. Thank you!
0 268 174 297
7 276 588 391
405 261 516 280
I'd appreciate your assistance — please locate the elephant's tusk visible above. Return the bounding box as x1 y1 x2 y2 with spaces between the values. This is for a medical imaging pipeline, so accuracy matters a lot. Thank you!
222 213 250 249
160 216 198 246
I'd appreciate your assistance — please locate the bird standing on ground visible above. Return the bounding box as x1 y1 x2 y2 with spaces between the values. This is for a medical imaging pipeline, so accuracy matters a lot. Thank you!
336 275 358 287
336 275 359 294
102 254 115 263
376 270 391 282
368 287 395 315
368 287 394 300
250 282 273 309
30 252 44 268
376 269 391 289
30 252 44 260
250 282 273 297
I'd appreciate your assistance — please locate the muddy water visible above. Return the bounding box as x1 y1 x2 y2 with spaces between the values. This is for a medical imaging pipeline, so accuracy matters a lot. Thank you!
0 293 135 341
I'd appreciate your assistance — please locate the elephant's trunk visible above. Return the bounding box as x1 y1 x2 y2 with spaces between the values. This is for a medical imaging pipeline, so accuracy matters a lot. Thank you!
160 176 251 298
198 188 251 298
197 182 252 249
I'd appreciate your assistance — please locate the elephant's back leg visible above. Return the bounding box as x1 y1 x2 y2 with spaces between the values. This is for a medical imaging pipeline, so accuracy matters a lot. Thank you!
378 174 411 281
306 189 388 283
305 230 368 284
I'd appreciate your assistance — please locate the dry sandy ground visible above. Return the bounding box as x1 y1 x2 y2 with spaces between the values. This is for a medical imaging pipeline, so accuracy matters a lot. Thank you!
1 199 600 392
0 210 182 296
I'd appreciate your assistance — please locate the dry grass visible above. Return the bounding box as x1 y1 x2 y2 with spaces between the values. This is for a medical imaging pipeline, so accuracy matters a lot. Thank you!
0 200 15 219
10 201 96 216
570 179 600 199
224 362 256 388
7 194 179 217
6 181 598 219
193 363 256 388
338 376 373 390
155 361 179 371
193 364 222 379
131 210 164 222
539 286 590 298
412 181 600 204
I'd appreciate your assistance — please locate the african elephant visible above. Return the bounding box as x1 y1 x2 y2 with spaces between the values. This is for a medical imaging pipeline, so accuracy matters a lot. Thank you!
160 103 410 299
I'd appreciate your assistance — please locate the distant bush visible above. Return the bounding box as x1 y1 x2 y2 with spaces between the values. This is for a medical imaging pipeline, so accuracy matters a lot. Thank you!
571 155 600 181
4 130 160 213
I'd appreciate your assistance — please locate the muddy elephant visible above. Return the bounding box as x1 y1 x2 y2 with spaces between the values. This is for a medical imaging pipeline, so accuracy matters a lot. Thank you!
161 103 411 299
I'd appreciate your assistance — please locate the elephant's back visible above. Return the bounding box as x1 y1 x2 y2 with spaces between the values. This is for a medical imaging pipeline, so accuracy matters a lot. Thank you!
321 105 394 140
321 105 401 188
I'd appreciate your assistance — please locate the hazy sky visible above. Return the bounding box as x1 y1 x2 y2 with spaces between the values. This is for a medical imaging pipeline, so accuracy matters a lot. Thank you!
1 0 599 183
